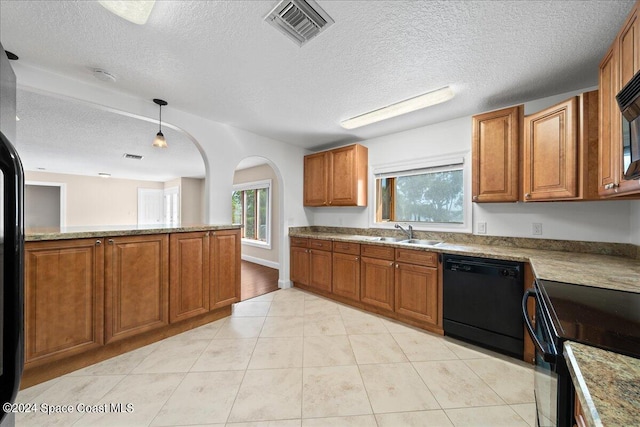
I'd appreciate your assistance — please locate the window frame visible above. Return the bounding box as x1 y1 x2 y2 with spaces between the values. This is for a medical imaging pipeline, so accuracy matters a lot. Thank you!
370 152 472 233
232 179 272 249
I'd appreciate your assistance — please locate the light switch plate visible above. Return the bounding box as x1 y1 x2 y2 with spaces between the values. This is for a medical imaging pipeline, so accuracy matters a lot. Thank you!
477 222 487 234
532 223 543 235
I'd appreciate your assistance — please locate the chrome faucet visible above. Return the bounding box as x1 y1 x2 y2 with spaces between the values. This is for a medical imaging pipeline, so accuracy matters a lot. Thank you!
395 223 413 240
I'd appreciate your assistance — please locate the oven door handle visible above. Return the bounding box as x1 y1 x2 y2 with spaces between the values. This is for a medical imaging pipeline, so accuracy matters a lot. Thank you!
522 288 557 363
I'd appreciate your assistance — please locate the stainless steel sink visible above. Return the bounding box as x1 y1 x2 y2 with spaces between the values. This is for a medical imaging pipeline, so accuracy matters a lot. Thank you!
399 239 443 246
366 236 402 242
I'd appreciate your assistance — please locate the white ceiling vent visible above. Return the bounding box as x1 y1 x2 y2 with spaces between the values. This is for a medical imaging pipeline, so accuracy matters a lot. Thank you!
264 0 334 46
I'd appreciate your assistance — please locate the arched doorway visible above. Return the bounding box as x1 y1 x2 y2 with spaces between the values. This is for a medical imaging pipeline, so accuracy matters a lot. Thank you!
233 156 283 300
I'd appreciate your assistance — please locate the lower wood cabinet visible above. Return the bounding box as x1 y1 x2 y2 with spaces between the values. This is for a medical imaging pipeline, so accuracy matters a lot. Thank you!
24 238 104 365
210 229 241 309
332 252 360 301
360 256 395 312
309 248 332 292
290 246 310 285
105 234 169 343
170 231 210 323
395 262 439 325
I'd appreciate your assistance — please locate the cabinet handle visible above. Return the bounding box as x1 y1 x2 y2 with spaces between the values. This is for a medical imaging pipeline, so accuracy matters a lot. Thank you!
389 262 394 266
472 195 478 201
604 183 620 190
108 239 114 245
95 240 102 246
355 257 359 261
524 193 531 199
395 263 399 268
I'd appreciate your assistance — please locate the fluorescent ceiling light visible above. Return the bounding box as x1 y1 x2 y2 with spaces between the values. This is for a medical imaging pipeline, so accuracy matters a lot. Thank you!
340 86 455 130
98 1 156 25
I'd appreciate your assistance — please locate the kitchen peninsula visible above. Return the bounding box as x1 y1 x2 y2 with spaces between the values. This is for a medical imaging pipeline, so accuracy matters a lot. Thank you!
22 224 241 388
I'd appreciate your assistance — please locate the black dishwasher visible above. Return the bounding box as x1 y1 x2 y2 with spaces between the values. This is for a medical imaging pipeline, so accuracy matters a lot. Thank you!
443 254 524 358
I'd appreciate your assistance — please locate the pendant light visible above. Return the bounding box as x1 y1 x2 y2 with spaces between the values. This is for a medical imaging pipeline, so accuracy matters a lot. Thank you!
152 98 168 148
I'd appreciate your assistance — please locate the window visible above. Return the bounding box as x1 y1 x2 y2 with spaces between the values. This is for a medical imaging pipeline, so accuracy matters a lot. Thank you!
374 156 469 231
232 180 271 247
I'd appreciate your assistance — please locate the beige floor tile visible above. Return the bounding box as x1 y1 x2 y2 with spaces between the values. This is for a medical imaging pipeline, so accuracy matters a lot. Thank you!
150 371 244 426
268 300 305 317
304 298 340 317
301 414 377 426
233 301 272 317
248 337 303 369
190 338 257 372
67 342 160 376
464 358 534 404
413 360 505 409
303 335 356 367
392 331 458 361
16 375 124 427
131 339 209 373
260 316 304 337
375 410 454 427
302 365 372 418
510 403 537 427
445 405 530 426
443 338 495 359
166 318 226 341
348 334 407 364
228 368 302 422
16 377 61 403
73 373 184 427
341 312 388 335
272 290 306 304
215 317 266 339
303 314 347 336
379 317 424 334
227 420 301 427
359 362 439 413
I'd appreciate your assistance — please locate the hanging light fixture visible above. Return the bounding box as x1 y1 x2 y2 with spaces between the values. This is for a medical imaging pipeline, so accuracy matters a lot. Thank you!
152 98 168 148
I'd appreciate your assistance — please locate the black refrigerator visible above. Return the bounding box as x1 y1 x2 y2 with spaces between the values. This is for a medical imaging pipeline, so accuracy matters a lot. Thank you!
0 41 24 427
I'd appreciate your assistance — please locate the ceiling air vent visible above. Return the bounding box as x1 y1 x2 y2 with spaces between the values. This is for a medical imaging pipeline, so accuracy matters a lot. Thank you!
264 0 334 46
123 153 144 160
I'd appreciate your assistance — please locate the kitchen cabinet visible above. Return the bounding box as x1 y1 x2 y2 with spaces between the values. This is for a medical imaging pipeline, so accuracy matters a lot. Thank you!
471 105 523 202
574 392 587 427
599 2 640 197
24 238 104 365
304 143 368 207
394 249 440 326
360 244 395 312
308 239 332 293
523 91 599 201
169 231 210 323
210 229 241 309
331 242 361 301
290 238 310 286
105 234 169 343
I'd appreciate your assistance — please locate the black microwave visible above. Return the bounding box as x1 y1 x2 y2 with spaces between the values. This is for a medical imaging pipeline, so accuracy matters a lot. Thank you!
617 70 640 179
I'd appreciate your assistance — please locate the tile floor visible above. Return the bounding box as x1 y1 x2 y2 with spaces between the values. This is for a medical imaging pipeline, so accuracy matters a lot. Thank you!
15 288 535 427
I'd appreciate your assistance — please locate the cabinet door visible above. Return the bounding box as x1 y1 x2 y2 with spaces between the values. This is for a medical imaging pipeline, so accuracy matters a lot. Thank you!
395 263 439 325
304 152 329 206
360 256 394 311
169 231 210 323
309 249 332 293
619 5 639 87
290 246 310 285
523 97 578 200
329 145 367 206
599 44 621 196
24 239 104 365
332 252 360 301
472 105 522 202
210 229 241 309
105 234 169 343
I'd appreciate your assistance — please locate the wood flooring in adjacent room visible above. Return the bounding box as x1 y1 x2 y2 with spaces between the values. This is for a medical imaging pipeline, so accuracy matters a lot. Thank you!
241 260 279 301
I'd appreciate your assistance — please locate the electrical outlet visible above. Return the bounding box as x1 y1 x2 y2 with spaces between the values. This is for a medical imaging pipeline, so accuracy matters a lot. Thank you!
532 223 543 235
477 222 487 234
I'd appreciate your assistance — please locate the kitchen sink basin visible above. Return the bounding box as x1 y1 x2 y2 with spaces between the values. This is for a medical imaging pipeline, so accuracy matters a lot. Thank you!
366 236 403 242
399 239 443 246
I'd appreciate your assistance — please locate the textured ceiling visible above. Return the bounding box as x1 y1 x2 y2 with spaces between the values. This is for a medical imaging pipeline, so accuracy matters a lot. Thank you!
0 0 635 180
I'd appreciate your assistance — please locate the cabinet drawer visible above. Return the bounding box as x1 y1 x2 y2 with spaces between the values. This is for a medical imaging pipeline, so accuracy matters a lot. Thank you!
332 241 360 255
290 237 309 248
308 239 332 251
361 244 395 261
395 249 438 267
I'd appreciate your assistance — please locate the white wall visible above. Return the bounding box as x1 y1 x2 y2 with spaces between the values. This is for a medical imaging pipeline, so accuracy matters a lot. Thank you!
311 87 637 244
14 63 311 286
233 163 280 268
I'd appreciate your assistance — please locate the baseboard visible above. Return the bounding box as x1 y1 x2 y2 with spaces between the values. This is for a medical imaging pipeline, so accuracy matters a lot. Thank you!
279 279 293 289
241 254 279 269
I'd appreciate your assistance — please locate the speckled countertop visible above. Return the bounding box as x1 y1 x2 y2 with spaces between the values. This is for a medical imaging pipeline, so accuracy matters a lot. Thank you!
25 224 241 241
289 230 640 293
564 342 640 427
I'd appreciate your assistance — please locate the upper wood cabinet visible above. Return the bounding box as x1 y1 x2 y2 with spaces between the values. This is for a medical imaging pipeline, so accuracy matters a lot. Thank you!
471 105 523 202
105 234 169 343
24 238 104 366
304 144 368 207
599 1 640 198
170 231 210 323
210 229 241 309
